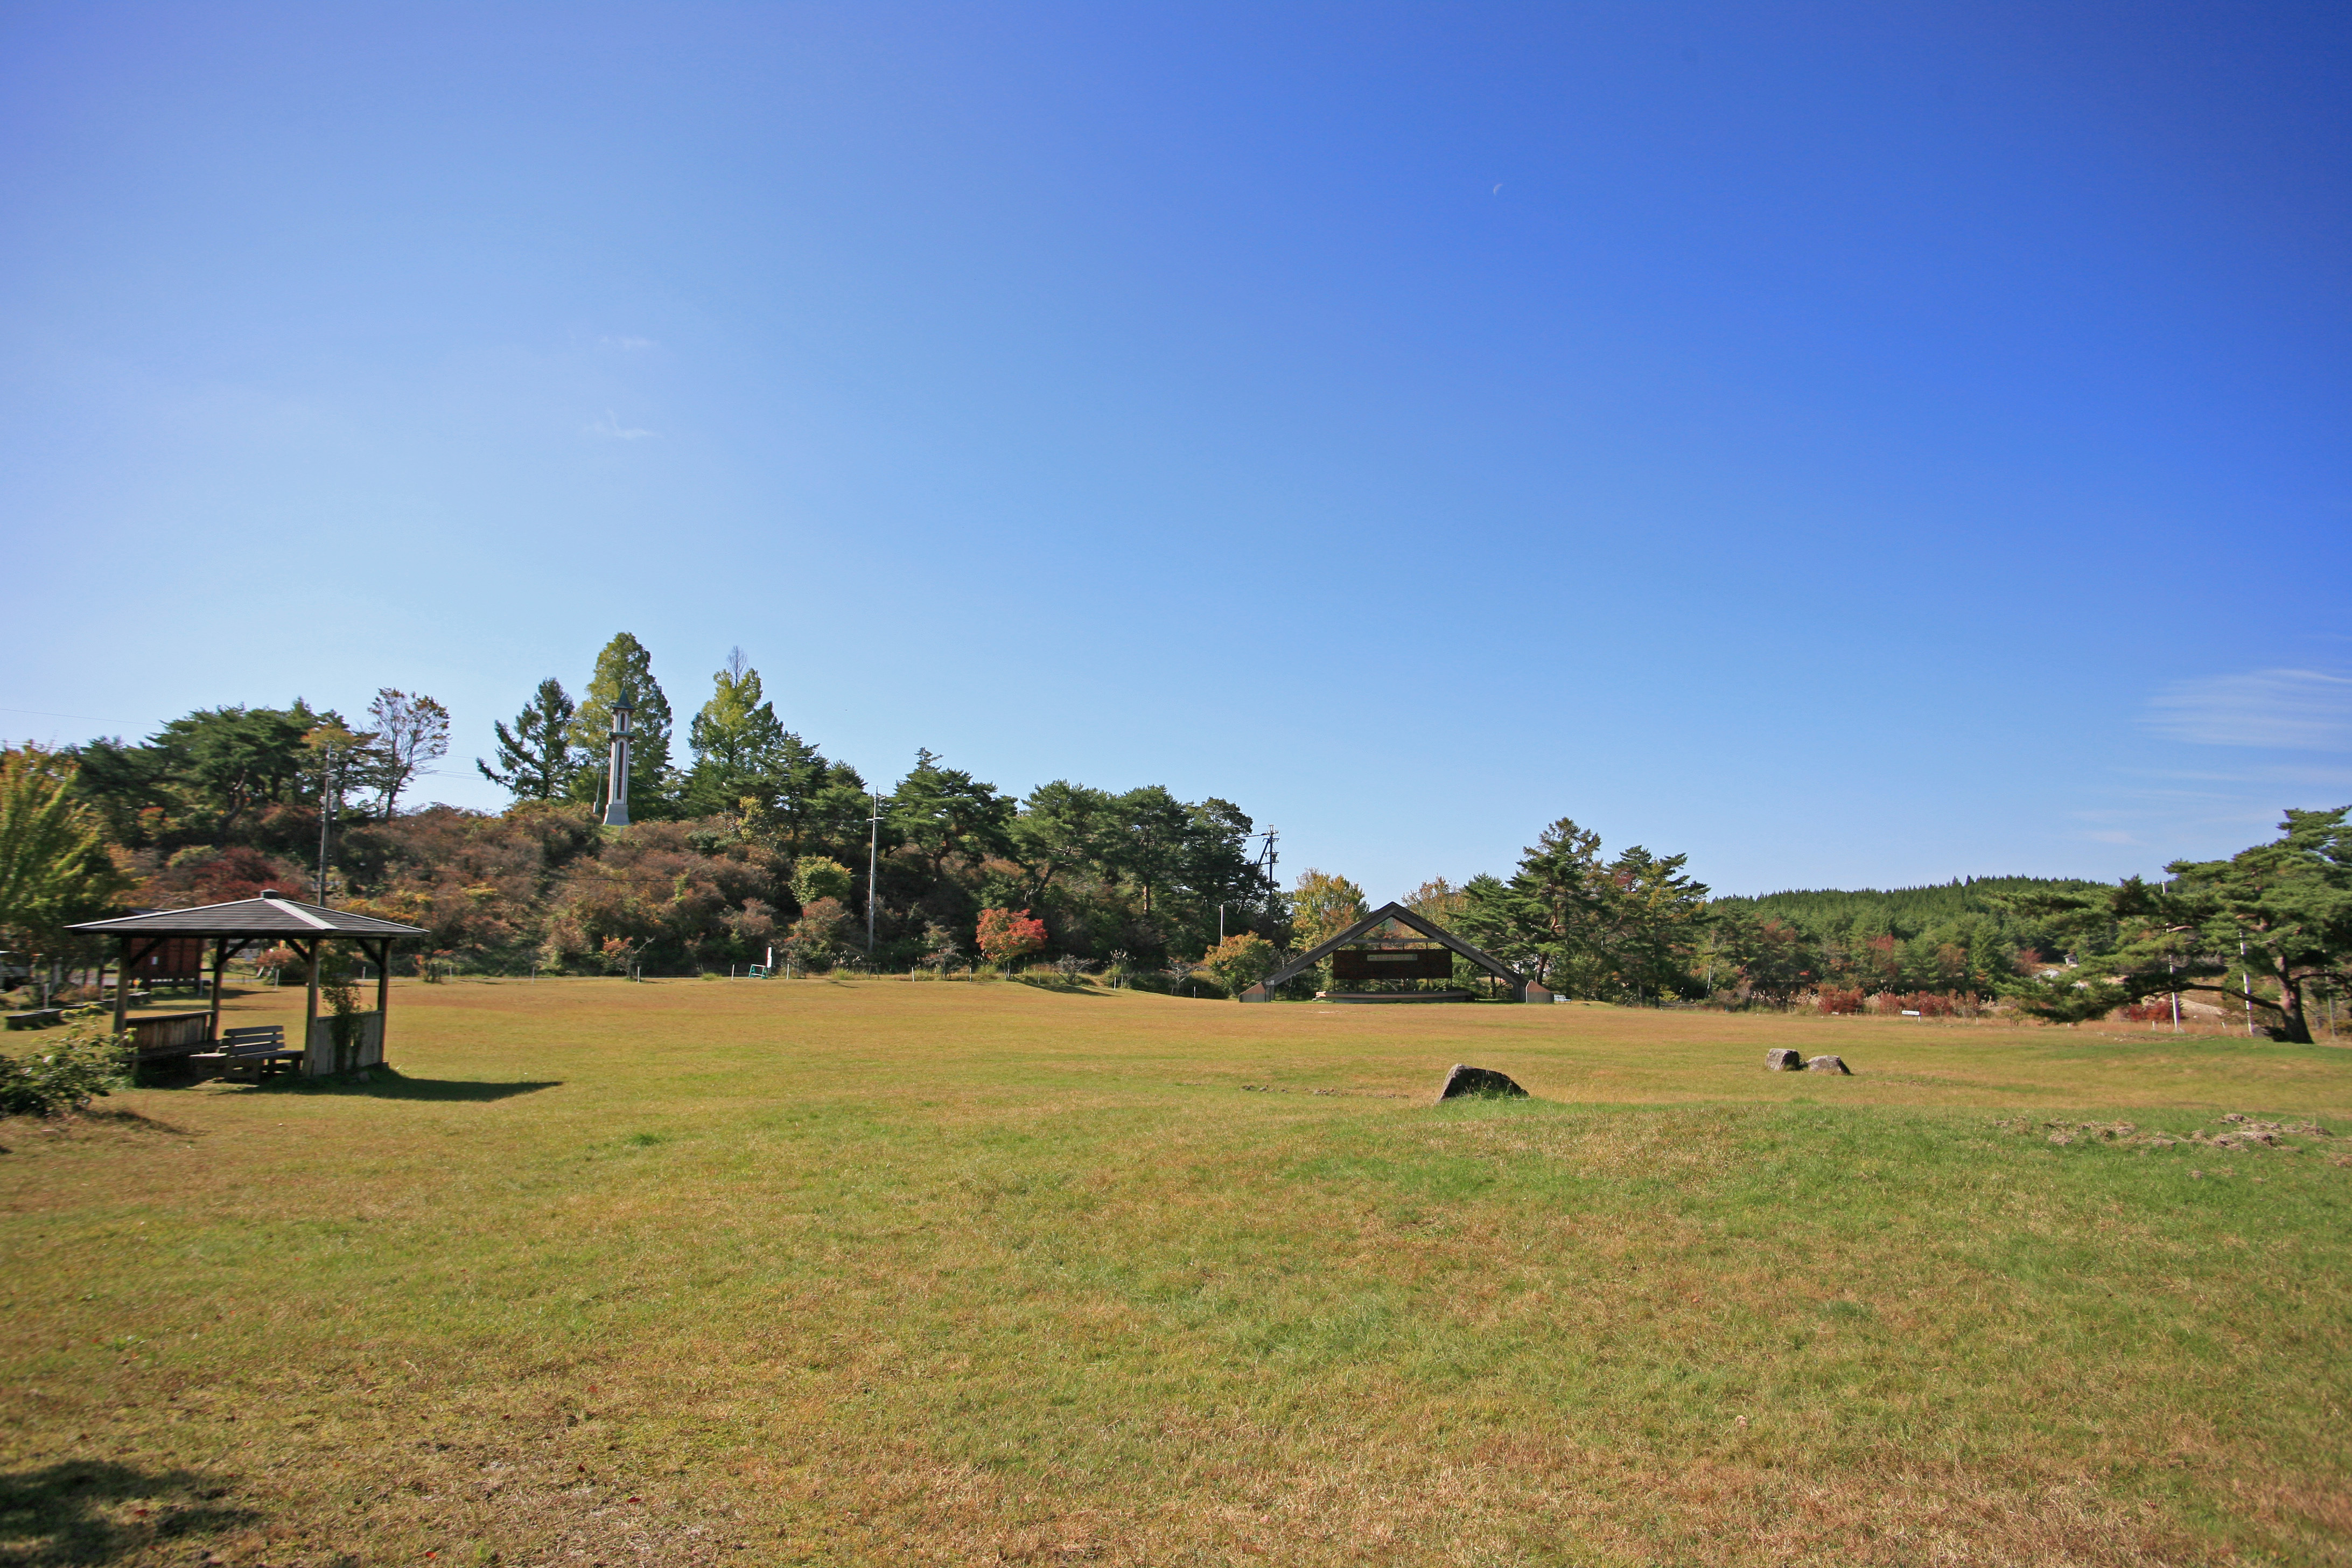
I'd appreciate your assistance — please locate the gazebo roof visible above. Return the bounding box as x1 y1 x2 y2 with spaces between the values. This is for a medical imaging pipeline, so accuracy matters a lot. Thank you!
69 893 426 939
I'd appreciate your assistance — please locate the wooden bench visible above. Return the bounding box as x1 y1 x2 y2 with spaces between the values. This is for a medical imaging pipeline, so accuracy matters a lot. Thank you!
189 1025 303 1083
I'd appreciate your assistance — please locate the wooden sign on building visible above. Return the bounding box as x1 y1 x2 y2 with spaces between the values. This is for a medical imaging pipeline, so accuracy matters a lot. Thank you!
1331 948 1453 981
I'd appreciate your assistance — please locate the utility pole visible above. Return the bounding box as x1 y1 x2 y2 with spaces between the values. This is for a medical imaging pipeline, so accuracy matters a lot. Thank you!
315 755 334 906
866 793 884 959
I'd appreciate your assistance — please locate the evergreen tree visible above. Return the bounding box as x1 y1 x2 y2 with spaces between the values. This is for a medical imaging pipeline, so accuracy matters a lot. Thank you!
569 633 674 818
684 648 788 815
2008 806 2352 1042
889 750 1014 878
477 678 578 801
1009 782 1118 905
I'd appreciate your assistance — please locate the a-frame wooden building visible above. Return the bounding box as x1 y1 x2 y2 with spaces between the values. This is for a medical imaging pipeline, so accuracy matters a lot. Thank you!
1239 901 1552 1004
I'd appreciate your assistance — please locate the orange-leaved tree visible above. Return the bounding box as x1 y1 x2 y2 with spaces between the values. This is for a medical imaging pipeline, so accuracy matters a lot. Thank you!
975 907 1048 970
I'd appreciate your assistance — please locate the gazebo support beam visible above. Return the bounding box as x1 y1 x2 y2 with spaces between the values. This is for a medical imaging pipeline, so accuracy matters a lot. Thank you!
110 934 169 1043
301 939 321 1071
111 936 130 1042
206 936 227 1043
373 938 391 1056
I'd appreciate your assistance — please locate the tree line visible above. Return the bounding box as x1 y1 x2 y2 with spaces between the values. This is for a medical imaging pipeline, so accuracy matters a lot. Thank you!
8 633 1283 978
3 631 2341 1020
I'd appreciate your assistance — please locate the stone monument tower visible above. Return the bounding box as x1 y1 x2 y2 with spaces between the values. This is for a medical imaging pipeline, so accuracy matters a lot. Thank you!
603 698 634 827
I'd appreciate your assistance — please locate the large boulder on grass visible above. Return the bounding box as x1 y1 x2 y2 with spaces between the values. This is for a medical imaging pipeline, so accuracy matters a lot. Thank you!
1766 1048 1805 1072
1805 1055 1852 1075
1439 1065 1528 1101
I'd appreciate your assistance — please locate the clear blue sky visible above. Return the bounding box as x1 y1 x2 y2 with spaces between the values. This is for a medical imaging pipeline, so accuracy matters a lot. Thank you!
4 2 2347 899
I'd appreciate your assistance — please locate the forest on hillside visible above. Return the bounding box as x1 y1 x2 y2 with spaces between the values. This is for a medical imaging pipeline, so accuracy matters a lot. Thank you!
7 630 2337 1025
27 635 1283 979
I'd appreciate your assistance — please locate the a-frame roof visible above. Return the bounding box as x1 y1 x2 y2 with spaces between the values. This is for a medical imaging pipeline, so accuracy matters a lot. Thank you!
69 894 426 939
1257 900 1527 992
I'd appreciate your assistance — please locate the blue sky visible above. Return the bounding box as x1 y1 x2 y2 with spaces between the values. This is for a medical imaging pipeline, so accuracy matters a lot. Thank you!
4 2 2347 899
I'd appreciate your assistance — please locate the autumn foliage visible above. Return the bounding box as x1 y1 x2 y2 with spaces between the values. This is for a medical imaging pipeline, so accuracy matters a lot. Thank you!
975 907 1049 968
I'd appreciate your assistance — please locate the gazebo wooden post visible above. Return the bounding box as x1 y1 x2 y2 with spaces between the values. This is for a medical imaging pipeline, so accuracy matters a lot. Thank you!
373 937 391 1058
206 936 228 1042
302 938 321 1070
111 935 131 1041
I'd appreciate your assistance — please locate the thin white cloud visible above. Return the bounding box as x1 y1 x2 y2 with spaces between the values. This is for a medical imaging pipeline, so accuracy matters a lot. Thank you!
587 410 658 441
2145 668 2352 751
598 335 656 351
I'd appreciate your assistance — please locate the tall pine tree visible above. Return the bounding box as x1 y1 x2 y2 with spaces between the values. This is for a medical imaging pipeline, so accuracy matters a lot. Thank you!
684 648 787 815
477 678 578 801
569 634 674 818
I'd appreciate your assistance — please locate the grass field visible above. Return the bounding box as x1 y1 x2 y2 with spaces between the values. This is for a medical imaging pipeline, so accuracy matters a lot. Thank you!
3 978 2349 1567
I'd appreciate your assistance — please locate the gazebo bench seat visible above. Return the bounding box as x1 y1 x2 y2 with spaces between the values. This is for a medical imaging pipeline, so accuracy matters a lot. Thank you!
191 1025 301 1082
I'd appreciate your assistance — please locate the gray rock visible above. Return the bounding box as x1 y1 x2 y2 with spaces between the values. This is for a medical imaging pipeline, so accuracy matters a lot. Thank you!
1439 1064 1528 1101
1766 1048 1805 1072
1804 1055 1852 1075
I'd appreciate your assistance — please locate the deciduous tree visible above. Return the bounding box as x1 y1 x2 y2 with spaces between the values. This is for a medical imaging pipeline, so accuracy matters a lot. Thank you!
0 745 128 949
1289 869 1368 955
1201 932 1277 998
365 689 450 818
976 907 1048 969
791 856 855 906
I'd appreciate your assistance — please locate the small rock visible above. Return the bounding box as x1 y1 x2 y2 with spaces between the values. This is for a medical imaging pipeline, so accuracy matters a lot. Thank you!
1804 1055 1852 1075
1766 1048 1805 1072
1439 1064 1528 1101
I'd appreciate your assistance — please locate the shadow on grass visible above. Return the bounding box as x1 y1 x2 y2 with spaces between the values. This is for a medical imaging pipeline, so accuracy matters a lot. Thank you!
1005 977 1112 999
0 1107 195 1152
0 1459 257 1566
253 1067 561 1102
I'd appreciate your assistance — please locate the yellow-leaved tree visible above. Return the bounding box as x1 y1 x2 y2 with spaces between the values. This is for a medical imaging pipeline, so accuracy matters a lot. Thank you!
0 744 128 957
1289 868 1368 956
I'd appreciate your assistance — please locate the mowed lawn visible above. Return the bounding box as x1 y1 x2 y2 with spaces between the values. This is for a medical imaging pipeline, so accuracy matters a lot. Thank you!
3 981 2349 1567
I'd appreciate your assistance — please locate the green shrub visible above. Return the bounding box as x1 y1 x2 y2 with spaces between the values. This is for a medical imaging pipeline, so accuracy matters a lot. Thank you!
0 1018 134 1116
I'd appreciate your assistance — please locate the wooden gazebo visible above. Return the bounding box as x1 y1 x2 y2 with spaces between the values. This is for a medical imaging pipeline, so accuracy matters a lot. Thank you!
69 892 426 1075
1239 901 1553 1004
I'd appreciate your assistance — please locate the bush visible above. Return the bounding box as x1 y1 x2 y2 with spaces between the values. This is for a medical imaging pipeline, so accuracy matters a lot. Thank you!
1201 933 1276 999
791 857 856 906
0 1019 134 1116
